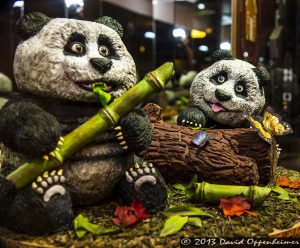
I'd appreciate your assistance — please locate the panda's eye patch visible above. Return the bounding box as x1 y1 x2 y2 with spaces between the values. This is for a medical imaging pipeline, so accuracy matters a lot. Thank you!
99 45 110 57
98 34 118 58
210 72 228 84
64 32 86 56
235 81 247 96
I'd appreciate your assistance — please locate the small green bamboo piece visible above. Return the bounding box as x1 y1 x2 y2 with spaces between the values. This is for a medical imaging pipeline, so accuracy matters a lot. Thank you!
188 182 272 206
6 62 174 190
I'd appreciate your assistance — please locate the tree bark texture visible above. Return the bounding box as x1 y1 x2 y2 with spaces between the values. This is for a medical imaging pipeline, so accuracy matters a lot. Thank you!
141 103 277 186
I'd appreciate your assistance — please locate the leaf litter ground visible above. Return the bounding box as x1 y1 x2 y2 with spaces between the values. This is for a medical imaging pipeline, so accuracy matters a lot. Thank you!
0 166 299 248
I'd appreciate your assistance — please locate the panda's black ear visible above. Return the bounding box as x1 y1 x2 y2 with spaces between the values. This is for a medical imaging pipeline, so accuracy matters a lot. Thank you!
16 12 51 40
212 49 233 61
252 67 270 87
95 16 123 37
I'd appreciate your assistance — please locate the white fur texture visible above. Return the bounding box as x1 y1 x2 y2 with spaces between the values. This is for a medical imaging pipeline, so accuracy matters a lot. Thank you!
190 59 265 127
13 18 137 102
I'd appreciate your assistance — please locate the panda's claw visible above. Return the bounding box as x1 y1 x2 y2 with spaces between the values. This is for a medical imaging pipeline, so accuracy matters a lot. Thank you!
114 126 122 131
49 151 63 165
114 127 130 150
32 170 66 202
120 141 127 146
116 131 123 137
43 171 49 178
43 155 49 161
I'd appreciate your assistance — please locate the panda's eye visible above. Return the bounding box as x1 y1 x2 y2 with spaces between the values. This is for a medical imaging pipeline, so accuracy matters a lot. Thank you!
210 72 228 85
99 45 110 57
70 42 85 54
235 82 247 96
217 75 226 83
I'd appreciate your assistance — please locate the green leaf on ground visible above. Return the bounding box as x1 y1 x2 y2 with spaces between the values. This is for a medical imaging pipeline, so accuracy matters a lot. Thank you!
187 217 202 228
163 206 212 218
160 216 188 237
74 214 120 238
272 187 298 202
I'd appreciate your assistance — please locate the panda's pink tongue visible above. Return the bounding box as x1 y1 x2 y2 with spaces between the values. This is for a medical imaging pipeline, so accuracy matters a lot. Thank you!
211 103 225 113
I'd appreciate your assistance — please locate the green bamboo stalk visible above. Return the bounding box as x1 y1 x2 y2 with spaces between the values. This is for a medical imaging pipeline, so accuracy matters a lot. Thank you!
6 62 174 190
189 182 272 206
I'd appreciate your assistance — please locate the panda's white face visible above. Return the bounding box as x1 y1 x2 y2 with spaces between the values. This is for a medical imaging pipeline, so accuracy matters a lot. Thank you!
13 18 136 102
190 59 265 127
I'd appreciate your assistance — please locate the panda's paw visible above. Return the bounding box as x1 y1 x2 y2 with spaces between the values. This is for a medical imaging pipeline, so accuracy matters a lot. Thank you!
125 162 157 190
31 169 66 202
7 169 73 235
115 109 153 153
177 107 207 128
115 161 167 214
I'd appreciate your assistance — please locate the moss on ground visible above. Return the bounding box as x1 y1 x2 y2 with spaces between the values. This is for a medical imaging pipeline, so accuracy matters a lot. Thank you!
1 166 300 248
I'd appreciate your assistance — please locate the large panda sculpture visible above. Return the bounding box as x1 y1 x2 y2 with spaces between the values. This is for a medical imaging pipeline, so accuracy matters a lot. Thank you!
0 12 166 235
177 50 270 128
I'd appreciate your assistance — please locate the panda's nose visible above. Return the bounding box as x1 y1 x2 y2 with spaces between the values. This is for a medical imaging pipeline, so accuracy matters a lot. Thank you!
90 58 112 73
215 89 232 101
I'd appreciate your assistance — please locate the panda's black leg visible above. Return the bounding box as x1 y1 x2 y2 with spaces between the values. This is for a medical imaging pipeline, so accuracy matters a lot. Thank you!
7 169 74 235
0 174 16 226
115 161 167 214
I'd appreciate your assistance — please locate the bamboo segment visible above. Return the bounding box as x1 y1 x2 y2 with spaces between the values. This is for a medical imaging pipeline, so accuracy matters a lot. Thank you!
190 182 272 206
6 62 174 190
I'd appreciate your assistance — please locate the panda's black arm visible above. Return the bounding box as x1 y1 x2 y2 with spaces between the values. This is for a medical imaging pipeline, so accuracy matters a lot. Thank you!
0 100 62 158
177 107 208 127
118 108 153 154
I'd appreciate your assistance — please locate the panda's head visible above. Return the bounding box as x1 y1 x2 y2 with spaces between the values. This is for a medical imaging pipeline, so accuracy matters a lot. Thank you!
13 12 136 102
190 50 270 127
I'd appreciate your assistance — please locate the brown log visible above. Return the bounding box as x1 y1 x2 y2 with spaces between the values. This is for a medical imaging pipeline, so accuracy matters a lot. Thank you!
141 103 277 186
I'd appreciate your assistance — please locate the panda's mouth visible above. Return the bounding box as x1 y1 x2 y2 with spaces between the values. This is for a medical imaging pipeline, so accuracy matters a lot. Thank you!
206 101 227 113
75 81 116 92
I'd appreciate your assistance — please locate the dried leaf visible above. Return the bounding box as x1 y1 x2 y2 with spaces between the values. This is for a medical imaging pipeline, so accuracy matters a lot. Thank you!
187 217 202 228
276 176 300 189
160 216 188 237
276 176 290 187
219 195 256 217
112 197 150 228
269 222 300 238
163 206 212 218
74 214 119 238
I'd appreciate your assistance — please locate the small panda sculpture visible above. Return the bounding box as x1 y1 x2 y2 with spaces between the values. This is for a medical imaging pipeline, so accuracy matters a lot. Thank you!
0 12 166 235
177 50 270 128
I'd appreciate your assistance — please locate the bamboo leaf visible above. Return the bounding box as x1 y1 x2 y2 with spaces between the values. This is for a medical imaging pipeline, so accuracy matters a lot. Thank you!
93 86 112 106
172 183 186 191
272 187 298 202
188 217 202 228
74 214 120 238
163 206 212 218
160 216 188 237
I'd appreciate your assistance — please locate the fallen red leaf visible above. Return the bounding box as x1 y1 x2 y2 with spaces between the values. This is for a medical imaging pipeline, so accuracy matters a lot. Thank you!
276 176 290 187
219 195 256 217
276 176 300 189
112 197 150 228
